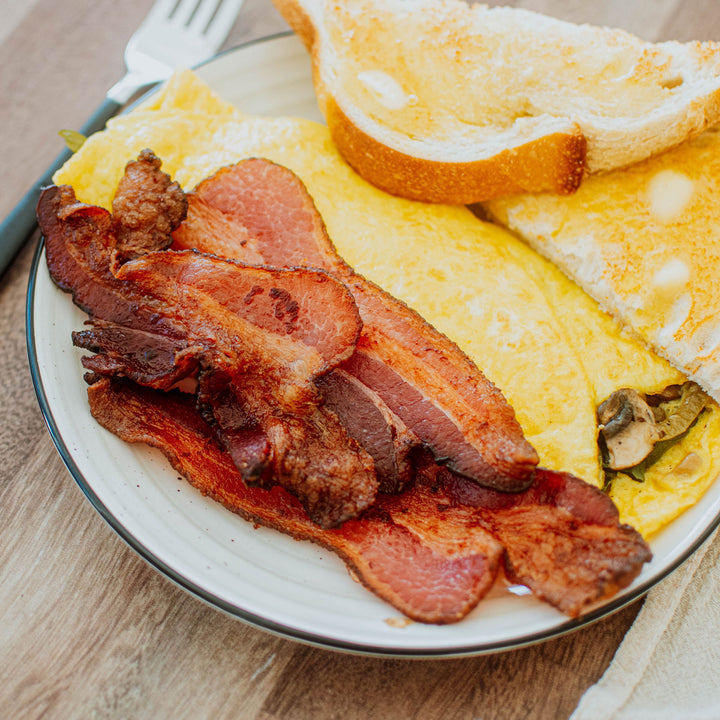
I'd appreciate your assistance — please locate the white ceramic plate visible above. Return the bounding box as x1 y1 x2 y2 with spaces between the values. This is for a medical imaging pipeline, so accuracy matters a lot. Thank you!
27 33 720 657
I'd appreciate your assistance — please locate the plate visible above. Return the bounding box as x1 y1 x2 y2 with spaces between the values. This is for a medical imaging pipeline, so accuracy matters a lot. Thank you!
26 33 720 657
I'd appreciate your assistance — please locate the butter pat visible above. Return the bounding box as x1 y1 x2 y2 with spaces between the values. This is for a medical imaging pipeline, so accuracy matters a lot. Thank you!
649 259 691 343
357 70 412 110
647 170 695 223
652 258 691 296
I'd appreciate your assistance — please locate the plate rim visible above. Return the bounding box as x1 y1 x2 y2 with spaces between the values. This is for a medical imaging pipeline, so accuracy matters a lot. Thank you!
24 31 720 658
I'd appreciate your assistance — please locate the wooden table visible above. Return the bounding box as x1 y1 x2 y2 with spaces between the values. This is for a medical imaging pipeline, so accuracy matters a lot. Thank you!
2 1 716 717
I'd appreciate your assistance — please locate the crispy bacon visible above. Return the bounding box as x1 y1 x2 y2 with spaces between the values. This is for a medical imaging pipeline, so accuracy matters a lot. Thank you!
39 185 173 334
173 158 538 491
39 151 653 620
112 149 188 265
39 156 378 528
72 320 200 389
87 377 501 624
39 151 188 335
439 469 652 616
87 377 650 621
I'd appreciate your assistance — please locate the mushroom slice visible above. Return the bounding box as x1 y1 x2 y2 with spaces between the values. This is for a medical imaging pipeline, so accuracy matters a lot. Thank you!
653 382 709 442
598 389 658 470
597 382 710 473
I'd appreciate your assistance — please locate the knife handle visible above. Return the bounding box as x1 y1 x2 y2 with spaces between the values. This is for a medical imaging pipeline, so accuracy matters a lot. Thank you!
0 96 122 278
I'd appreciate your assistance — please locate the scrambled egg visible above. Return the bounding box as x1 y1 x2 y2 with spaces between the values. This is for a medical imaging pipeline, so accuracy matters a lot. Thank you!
54 70 720 538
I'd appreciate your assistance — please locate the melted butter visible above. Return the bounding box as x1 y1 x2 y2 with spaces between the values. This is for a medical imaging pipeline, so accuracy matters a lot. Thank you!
652 258 690 297
647 169 695 223
654 293 691 347
671 452 703 477
357 70 412 110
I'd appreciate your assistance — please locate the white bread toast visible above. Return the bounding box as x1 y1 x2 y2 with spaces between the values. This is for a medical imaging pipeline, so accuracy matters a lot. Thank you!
485 124 720 404
272 0 720 204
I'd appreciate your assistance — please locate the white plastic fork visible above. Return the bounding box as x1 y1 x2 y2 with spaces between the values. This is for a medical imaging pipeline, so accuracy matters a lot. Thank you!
109 0 246 106
0 0 245 276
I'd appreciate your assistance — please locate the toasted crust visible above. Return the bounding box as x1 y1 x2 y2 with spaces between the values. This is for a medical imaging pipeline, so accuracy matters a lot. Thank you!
273 0 720 204
273 0 315 50
326 96 586 204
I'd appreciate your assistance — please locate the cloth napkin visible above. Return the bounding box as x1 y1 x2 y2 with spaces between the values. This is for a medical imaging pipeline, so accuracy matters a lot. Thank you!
571 527 720 719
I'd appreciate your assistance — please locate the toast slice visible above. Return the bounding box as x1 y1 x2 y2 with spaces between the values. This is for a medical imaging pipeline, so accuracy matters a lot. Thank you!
485 125 720 404
273 0 720 204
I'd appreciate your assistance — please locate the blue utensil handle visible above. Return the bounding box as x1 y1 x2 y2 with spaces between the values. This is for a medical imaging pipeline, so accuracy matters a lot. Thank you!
0 96 122 278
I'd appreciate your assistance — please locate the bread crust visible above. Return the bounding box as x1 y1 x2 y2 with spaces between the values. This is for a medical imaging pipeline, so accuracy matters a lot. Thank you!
326 96 586 204
273 0 315 50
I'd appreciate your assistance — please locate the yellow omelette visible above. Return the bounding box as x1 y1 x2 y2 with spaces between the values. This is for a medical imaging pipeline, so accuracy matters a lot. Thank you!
54 70 720 538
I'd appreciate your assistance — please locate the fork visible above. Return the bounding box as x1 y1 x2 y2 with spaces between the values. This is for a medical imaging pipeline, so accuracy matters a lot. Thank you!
0 0 245 278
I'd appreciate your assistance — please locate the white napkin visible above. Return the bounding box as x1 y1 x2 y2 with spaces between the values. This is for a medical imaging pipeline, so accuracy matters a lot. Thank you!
571 527 720 720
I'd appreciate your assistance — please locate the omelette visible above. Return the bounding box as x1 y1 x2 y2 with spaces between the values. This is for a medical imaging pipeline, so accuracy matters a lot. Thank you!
53 70 720 538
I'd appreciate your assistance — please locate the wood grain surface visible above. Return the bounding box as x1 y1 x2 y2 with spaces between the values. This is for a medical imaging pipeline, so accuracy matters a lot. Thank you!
1 1 716 718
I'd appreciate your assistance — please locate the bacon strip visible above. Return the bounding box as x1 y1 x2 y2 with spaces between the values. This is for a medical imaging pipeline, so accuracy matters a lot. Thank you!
40 152 652 620
439 469 652 617
38 156 379 529
172 158 538 491
73 320 201 389
87 376 650 620
115 250 362 372
87 377 501 624
39 185 172 333
316 368 418 493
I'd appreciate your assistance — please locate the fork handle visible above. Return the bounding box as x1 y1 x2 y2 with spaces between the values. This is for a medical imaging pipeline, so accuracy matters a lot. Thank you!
0 96 122 278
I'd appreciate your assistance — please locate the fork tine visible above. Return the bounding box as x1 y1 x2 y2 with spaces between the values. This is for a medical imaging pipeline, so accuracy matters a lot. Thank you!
143 0 181 24
171 0 202 27
203 0 245 45
188 0 222 34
